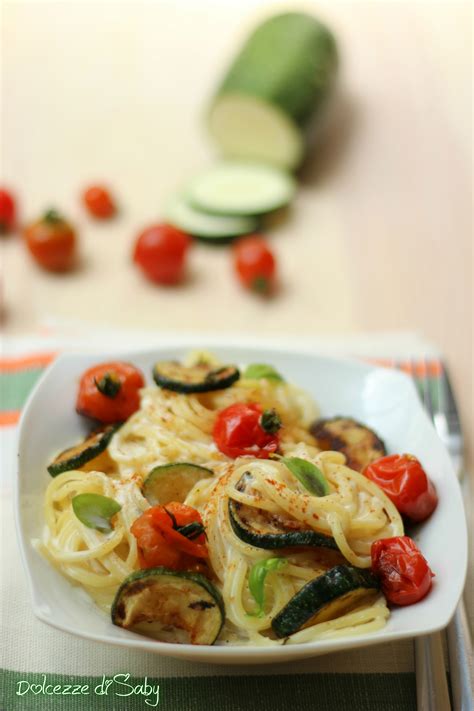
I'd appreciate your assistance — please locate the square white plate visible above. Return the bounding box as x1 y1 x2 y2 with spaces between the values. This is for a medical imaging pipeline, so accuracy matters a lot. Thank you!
15 343 467 664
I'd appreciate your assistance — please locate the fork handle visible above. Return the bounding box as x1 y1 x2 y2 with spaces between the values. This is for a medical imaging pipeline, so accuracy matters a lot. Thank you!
415 633 451 710
447 601 474 711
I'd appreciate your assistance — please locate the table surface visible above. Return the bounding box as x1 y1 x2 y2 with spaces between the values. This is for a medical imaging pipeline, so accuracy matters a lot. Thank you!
2 0 472 454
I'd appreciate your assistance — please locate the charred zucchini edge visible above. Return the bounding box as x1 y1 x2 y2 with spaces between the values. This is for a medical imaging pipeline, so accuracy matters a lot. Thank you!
152 361 240 393
47 423 121 477
271 564 380 638
228 499 338 551
310 416 387 473
111 567 225 645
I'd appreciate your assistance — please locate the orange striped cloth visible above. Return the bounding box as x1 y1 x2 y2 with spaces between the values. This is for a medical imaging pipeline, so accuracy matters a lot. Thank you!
0 350 444 427
0 352 57 426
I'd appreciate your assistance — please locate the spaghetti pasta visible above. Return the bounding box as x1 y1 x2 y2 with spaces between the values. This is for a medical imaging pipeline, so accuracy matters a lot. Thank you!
38 356 404 646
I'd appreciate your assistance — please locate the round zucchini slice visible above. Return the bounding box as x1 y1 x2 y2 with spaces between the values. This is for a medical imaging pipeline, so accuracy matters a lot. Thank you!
165 193 258 243
143 463 214 506
310 417 386 473
111 567 225 645
153 361 240 393
229 498 338 551
47 424 121 477
185 161 296 216
271 565 380 638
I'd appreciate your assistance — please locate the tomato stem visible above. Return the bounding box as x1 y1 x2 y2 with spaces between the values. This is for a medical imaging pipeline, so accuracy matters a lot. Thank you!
252 276 269 293
94 372 122 398
43 208 63 224
260 408 282 434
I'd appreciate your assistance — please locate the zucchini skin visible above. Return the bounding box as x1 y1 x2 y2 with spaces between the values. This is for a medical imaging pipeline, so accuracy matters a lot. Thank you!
210 12 338 155
143 462 213 506
153 362 240 394
271 565 379 638
111 567 225 645
47 423 121 477
310 416 387 473
228 499 338 551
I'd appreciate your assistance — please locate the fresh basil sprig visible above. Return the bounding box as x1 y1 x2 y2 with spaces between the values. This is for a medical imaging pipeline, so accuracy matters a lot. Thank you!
248 557 288 617
72 493 121 533
280 457 330 497
243 363 284 382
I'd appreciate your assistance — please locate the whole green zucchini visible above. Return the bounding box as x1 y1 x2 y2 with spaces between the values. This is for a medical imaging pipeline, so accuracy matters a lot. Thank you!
208 12 338 170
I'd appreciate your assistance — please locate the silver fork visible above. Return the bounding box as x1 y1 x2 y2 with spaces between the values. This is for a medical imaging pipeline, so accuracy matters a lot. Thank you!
404 358 473 711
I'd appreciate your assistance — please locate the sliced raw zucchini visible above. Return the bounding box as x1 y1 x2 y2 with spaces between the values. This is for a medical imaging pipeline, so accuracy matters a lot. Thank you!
111 567 225 645
271 565 379 638
153 361 240 393
208 13 338 170
310 417 386 473
143 463 214 506
229 499 337 551
165 193 258 244
47 424 121 477
185 162 296 216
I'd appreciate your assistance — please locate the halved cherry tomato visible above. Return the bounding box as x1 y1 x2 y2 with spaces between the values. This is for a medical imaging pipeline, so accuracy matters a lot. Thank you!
131 503 207 570
371 536 434 606
23 209 76 271
233 235 276 294
82 185 116 219
133 224 190 285
0 189 16 234
76 361 145 423
213 402 281 459
364 454 438 522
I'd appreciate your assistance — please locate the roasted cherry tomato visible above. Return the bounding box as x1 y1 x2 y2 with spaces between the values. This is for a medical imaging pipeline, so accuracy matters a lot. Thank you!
82 185 116 219
213 402 281 459
0 189 16 234
364 454 438 522
233 235 276 294
23 209 76 271
131 502 207 570
371 536 434 606
76 361 145 423
133 224 190 285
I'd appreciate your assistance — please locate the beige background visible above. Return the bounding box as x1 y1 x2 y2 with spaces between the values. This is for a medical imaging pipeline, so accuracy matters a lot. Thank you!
1 0 472 467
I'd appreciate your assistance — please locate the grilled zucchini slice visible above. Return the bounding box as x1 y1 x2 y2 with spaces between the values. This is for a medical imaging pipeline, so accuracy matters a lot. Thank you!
47 424 121 477
153 361 240 393
143 463 214 506
310 417 386 472
229 499 337 551
111 567 225 645
229 472 337 550
271 565 379 638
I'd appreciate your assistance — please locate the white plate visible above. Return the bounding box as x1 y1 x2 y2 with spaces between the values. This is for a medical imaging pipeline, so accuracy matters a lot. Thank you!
15 343 468 664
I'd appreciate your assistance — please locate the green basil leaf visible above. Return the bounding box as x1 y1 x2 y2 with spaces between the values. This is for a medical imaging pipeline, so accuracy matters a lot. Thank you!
243 363 284 382
281 457 330 497
248 557 288 617
72 493 121 533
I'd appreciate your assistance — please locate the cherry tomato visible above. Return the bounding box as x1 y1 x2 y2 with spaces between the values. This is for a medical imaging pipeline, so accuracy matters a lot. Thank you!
371 536 434 606
131 510 183 569
0 189 16 234
23 209 76 271
233 235 276 294
364 454 438 522
76 361 145 423
133 224 190 285
131 503 207 570
82 185 116 219
213 402 281 459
